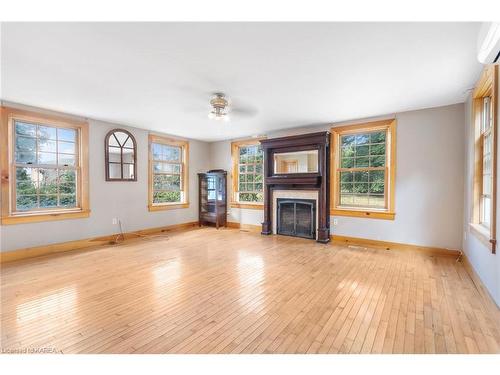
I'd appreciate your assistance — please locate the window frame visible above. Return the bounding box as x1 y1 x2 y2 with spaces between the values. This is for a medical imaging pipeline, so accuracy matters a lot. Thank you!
148 134 189 211
470 65 498 254
230 139 265 210
104 128 137 181
0 106 90 225
330 119 397 220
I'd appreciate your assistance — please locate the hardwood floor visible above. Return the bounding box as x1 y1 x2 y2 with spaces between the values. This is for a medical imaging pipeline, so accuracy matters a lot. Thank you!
1 227 499 354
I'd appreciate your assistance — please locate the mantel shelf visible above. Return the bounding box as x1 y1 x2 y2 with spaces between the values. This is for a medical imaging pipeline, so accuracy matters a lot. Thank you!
265 175 321 185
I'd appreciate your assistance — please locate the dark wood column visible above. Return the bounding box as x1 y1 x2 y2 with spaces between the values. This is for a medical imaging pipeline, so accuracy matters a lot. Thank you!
260 131 330 243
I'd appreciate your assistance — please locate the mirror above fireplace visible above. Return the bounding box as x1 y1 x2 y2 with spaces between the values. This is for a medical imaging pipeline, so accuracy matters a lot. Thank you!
273 150 318 174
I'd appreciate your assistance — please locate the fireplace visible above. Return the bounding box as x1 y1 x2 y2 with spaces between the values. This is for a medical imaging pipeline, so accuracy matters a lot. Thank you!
277 198 316 239
260 131 330 243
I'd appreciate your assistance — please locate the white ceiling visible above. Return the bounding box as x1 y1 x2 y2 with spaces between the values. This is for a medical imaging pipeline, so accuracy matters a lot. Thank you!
1 22 482 142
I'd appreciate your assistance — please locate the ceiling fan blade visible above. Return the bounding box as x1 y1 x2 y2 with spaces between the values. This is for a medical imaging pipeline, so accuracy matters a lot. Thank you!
230 106 258 117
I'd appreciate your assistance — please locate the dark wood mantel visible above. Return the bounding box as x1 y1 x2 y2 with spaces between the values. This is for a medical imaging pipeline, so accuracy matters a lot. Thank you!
260 131 331 243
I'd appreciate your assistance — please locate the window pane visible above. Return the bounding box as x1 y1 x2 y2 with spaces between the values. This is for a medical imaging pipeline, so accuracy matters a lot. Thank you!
123 164 135 179
370 156 385 167
355 134 370 145
369 195 385 208
38 169 58 194
15 151 36 164
16 180 37 195
353 183 368 194
370 131 386 143
340 194 353 205
109 134 120 147
340 171 354 183
60 194 76 207
354 171 369 182
356 145 369 157
58 154 76 166
341 158 354 168
355 157 369 168
40 195 58 208
122 150 134 164
153 174 180 191
154 162 180 173
16 136 36 152
109 163 121 178
370 143 386 155
153 191 181 203
108 147 121 162
369 182 385 194
341 183 353 193
38 152 57 165
114 131 129 146
483 174 491 195
16 167 38 183
482 196 491 227
341 135 355 147
39 126 57 140
369 170 385 183
16 195 38 211
59 169 75 183
15 121 36 137
57 128 77 142
239 192 263 202
58 141 75 154
341 145 355 158
39 139 57 152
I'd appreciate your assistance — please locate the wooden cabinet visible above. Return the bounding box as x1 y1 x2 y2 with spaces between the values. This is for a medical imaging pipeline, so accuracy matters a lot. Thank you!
198 170 227 228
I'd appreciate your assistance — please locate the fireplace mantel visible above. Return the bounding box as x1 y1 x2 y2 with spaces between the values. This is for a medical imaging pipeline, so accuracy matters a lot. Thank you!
260 131 330 243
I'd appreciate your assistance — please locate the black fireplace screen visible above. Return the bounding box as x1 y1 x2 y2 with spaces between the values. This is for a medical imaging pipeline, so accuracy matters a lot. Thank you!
277 198 316 239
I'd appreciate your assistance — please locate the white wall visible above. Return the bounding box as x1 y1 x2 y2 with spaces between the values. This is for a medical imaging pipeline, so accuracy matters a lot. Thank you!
210 104 465 251
463 95 500 306
0 107 210 252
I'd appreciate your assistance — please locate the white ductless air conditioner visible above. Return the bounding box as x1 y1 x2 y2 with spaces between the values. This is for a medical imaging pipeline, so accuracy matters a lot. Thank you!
477 22 500 64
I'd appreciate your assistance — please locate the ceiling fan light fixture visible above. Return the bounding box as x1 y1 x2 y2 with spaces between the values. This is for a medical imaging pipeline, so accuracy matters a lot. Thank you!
209 93 229 120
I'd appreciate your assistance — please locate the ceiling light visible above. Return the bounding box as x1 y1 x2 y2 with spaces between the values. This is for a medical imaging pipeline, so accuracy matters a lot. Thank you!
209 93 229 120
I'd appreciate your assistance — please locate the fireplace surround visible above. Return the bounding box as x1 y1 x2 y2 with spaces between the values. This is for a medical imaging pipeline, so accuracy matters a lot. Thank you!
260 131 330 243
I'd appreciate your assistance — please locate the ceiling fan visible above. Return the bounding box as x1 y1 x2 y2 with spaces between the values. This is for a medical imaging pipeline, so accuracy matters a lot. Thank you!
207 92 257 121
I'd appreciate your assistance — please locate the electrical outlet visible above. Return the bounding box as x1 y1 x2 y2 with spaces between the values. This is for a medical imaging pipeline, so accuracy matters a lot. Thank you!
333 218 338 226
112 218 118 225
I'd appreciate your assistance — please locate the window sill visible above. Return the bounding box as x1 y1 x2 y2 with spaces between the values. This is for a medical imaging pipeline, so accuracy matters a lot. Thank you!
230 202 264 210
1 209 91 225
469 223 492 248
331 208 395 220
149 203 189 211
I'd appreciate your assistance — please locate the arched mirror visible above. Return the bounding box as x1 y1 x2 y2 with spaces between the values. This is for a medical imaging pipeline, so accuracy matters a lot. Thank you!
105 129 137 181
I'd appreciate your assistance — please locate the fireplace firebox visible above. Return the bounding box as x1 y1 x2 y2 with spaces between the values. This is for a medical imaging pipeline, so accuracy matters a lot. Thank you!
277 198 316 239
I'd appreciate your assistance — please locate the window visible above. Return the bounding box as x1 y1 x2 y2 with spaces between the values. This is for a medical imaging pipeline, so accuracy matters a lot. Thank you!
471 65 498 254
0 106 89 224
148 134 189 211
105 129 137 181
330 119 396 220
231 139 264 209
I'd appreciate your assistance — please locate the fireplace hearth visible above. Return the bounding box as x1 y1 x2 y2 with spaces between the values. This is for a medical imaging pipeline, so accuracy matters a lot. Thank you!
277 198 316 239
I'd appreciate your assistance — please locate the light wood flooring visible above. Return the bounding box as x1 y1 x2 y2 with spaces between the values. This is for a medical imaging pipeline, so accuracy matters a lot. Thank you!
1 227 499 354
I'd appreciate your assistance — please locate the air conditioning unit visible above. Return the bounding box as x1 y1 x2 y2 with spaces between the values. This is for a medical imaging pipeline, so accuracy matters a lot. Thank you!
477 22 500 64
